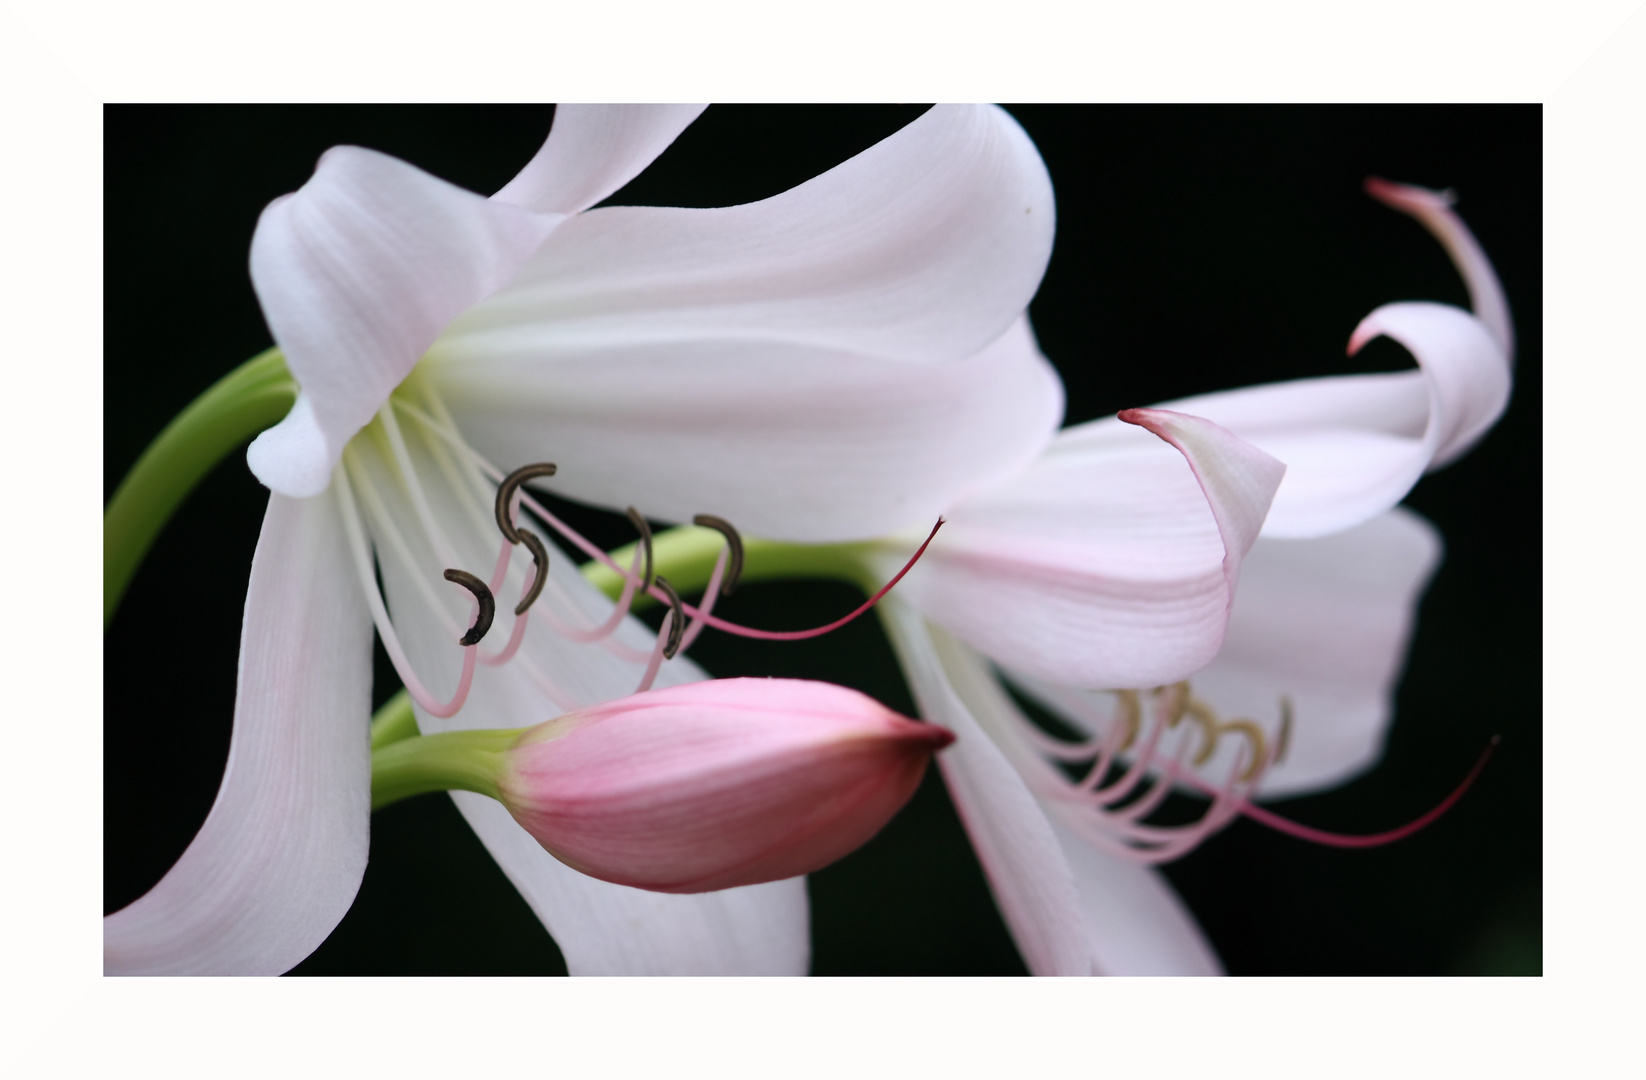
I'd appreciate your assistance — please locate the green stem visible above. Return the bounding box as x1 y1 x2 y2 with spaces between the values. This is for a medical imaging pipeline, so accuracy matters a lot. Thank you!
370 727 519 811
582 525 879 604
104 347 298 628
369 690 419 750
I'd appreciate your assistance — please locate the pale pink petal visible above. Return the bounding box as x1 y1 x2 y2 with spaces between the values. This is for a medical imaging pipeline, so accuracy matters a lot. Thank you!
1116 302 1509 538
104 490 373 975
354 432 810 973
1365 177 1514 362
438 104 1055 367
878 411 1284 688
1009 508 1443 800
1045 816 1223 975
430 316 1063 542
492 104 707 215
880 599 1092 976
247 147 562 497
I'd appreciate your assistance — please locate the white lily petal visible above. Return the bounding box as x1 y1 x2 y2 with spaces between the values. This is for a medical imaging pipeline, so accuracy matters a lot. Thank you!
355 430 809 974
440 104 1055 366
1045 815 1223 975
880 600 1091 976
1365 177 1514 361
878 410 1284 688
1009 508 1442 800
430 316 1063 542
247 147 562 497
105 489 373 975
1123 302 1509 538
493 104 707 215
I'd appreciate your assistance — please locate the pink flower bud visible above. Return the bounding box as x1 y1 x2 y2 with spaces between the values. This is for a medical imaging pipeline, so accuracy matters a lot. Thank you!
496 678 955 893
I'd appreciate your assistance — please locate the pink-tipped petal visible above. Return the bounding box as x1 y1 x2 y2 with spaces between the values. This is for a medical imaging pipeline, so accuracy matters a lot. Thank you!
104 491 373 975
880 599 1092 976
493 105 707 215
499 679 951 894
431 315 1063 542
247 147 562 497
880 411 1284 688
439 104 1055 368
1009 508 1443 800
1364 177 1514 361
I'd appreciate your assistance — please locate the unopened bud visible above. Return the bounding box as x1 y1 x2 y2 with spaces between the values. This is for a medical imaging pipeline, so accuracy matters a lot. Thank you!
498 678 953 893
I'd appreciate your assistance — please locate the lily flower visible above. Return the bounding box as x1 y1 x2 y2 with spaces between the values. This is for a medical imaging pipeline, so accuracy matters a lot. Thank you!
860 179 1514 974
104 104 1063 975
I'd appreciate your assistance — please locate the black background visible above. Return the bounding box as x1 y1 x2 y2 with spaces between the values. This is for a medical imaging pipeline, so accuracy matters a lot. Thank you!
105 105 1540 975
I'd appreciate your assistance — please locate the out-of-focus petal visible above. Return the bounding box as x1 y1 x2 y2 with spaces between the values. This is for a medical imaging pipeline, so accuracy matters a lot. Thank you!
875 410 1283 688
429 316 1062 543
247 147 562 497
354 430 810 973
493 105 707 215
880 599 1091 976
105 489 373 975
1365 177 1514 361
1121 302 1509 538
439 104 1055 367
1045 816 1223 975
1010 508 1443 799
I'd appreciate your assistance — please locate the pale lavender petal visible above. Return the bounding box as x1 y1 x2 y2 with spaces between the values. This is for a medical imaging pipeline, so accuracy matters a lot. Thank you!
247 147 562 497
430 316 1063 542
1045 816 1223 975
105 489 373 975
880 599 1091 976
440 104 1055 366
492 104 707 214
878 411 1284 688
351 430 810 973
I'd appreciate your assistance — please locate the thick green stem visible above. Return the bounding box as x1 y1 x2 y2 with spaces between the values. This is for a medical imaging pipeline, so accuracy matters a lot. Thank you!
582 525 879 604
370 727 520 811
369 690 419 750
104 347 298 628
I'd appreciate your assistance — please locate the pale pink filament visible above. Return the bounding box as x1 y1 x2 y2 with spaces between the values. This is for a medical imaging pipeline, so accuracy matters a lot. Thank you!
631 609 676 695
479 534 531 667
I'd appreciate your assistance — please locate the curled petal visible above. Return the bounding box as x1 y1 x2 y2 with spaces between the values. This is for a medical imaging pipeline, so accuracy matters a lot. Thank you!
880 599 1092 976
493 105 707 215
247 147 562 496
1365 177 1514 361
879 411 1284 688
1011 508 1443 799
440 104 1056 366
1129 302 1509 537
431 315 1063 542
105 490 373 975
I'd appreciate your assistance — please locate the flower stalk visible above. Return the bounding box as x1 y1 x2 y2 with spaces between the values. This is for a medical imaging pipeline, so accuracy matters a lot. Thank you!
370 727 514 809
104 347 297 627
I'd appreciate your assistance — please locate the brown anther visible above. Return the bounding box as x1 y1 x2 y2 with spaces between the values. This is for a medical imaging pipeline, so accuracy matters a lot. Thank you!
626 507 655 592
654 575 686 660
1218 720 1269 783
1112 689 1142 751
692 514 745 596
514 528 550 616
494 463 558 544
1275 695 1294 765
443 569 496 646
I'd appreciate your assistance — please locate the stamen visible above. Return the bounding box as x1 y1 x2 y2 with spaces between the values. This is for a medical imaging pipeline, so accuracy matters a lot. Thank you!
514 528 550 616
1275 695 1294 764
654 576 686 660
691 514 744 595
627 507 656 591
442 570 495 646
494 462 558 544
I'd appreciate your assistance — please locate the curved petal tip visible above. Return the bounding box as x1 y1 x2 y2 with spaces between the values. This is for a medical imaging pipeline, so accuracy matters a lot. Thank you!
246 394 334 497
